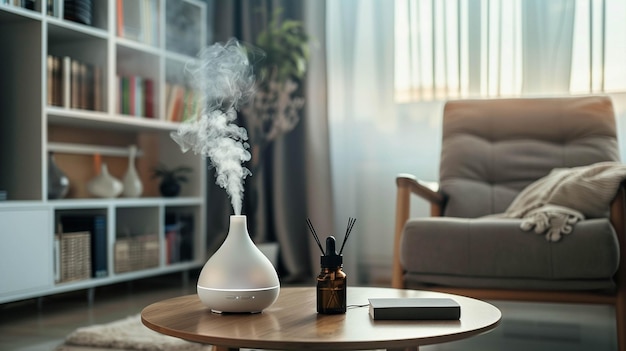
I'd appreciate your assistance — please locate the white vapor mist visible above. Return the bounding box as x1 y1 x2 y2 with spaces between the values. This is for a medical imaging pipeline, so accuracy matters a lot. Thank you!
171 38 257 215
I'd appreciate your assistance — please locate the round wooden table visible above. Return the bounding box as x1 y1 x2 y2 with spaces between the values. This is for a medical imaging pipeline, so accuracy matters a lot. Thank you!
141 287 501 351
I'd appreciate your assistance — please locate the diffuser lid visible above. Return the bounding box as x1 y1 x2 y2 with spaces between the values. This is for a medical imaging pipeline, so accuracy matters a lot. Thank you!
321 236 343 268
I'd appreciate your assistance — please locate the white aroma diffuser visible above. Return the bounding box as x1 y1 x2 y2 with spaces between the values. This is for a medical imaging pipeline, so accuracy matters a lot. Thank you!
197 215 280 313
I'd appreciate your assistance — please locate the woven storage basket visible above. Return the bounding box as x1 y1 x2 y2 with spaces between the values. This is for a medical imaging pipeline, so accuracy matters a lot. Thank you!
56 231 92 283
114 234 159 273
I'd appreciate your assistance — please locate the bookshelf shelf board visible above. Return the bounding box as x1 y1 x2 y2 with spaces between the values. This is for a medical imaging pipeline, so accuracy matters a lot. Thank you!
47 107 180 132
48 260 202 294
48 142 145 157
116 37 162 55
47 18 108 39
48 197 204 209
164 50 198 64
0 201 47 210
114 197 205 208
0 4 41 21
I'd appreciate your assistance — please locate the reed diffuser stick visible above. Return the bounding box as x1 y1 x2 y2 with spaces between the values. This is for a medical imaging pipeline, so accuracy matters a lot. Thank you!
306 218 325 254
339 217 356 255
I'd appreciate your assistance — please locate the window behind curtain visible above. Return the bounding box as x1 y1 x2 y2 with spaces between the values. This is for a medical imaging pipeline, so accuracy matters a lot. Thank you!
395 0 626 103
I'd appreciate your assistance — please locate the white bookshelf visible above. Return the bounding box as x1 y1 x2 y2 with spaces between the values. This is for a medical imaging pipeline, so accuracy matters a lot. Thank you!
0 0 207 304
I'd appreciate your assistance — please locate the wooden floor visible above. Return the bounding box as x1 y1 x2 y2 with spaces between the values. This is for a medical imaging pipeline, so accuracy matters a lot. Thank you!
0 272 198 351
0 272 618 351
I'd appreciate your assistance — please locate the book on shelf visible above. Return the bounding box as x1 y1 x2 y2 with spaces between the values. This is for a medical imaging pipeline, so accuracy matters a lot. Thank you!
164 212 194 264
57 213 108 279
70 59 80 109
368 298 461 320
118 0 159 46
47 55 103 112
165 83 201 122
117 74 154 118
122 0 142 41
63 56 71 108
144 78 154 118
47 55 54 106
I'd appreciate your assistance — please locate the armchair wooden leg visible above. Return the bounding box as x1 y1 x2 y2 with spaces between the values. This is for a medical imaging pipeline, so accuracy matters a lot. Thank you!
393 182 410 289
617 295 625 351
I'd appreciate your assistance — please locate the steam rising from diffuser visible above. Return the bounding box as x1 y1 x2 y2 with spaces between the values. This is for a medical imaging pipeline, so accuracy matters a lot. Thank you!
171 39 256 215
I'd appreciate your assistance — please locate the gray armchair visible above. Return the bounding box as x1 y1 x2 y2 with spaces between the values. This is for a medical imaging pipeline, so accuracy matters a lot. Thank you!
393 96 625 351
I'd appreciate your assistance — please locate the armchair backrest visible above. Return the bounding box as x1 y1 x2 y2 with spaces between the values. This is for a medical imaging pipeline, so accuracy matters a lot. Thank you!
440 96 619 218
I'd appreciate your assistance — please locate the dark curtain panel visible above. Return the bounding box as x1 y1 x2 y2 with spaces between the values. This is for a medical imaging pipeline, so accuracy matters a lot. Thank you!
203 0 312 282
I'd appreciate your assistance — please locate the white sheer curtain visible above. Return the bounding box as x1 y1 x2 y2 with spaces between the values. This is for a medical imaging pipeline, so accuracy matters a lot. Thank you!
326 0 626 284
395 0 626 101
327 0 442 283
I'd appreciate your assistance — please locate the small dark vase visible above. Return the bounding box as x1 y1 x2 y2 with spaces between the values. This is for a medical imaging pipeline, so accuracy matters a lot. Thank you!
48 152 70 199
159 179 181 197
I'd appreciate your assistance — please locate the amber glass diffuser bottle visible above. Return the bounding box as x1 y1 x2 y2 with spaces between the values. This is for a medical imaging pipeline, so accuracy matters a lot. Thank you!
317 236 347 314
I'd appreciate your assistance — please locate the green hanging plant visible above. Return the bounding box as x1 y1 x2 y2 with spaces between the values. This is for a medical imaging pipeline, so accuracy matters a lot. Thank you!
254 8 310 87
240 7 312 157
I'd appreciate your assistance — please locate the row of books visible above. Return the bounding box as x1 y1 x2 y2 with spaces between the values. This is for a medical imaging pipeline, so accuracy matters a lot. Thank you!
117 75 155 118
117 0 158 46
164 212 194 264
165 83 201 123
47 55 103 112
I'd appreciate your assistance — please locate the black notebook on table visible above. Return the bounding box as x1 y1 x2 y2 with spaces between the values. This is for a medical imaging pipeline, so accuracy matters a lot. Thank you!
368 298 461 320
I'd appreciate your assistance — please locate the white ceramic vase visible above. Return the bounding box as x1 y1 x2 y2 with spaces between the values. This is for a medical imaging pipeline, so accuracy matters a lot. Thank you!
122 145 143 198
197 215 280 313
87 163 123 198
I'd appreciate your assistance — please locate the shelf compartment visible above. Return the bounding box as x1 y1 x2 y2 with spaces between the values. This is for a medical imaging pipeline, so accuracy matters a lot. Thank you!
116 44 161 120
164 206 197 265
114 233 159 273
116 0 160 47
47 23 108 113
54 208 109 283
165 0 206 57
115 206 160 273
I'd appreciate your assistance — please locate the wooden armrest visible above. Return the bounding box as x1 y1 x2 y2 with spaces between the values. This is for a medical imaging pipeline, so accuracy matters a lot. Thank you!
393 173 446 289
396 173 445 207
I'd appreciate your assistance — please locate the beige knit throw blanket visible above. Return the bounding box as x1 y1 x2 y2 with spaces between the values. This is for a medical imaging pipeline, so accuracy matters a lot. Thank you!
501 161 626 242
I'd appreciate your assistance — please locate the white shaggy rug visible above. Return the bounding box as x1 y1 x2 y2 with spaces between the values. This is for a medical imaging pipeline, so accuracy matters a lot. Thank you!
55 314 212 351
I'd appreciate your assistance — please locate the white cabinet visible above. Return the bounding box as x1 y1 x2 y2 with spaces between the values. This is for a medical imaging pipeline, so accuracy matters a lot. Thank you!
0 206 51 298
0 0 207 304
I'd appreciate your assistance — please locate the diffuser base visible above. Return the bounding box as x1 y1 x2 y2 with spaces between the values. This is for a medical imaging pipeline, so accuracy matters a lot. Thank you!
197 286 280 313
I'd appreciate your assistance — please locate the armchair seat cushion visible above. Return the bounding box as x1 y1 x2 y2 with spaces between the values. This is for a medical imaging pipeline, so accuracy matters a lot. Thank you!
400 217 620 291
